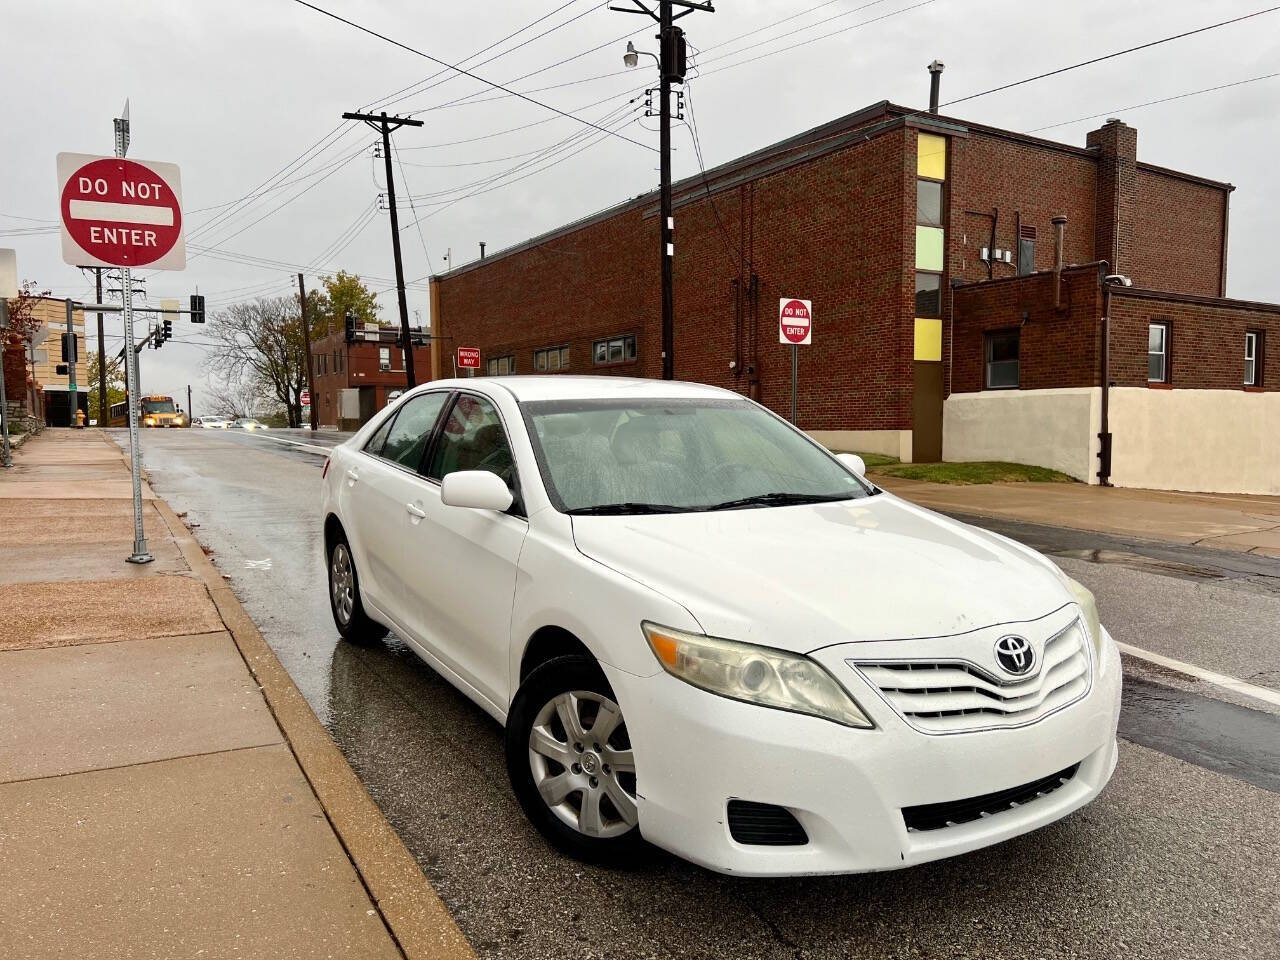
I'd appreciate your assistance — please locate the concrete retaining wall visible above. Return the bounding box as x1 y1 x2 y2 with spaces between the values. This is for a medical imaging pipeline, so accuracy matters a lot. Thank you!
943 388 1101 483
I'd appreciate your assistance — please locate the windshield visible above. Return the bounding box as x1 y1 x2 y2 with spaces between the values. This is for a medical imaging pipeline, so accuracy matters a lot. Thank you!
523 397 871 514
142 399 176 414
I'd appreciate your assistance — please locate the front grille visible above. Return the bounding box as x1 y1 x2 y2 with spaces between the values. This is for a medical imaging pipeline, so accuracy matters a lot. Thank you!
902 763 1080 832
727 800 808 846
852 620 1091 734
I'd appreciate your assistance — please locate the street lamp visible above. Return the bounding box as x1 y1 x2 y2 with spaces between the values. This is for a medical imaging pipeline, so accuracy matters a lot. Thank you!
623 41 657 69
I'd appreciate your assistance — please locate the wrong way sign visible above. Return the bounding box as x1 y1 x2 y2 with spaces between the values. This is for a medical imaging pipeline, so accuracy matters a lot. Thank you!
57 153 185 270
779 298 812 345
457 347 481 369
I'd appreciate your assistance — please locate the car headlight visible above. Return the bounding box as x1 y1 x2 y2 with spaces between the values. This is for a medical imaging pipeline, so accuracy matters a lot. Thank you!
642 622 873 729
1065 576 1103 657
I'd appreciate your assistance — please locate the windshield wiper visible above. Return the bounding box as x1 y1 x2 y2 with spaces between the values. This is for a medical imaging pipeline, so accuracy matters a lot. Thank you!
566 502 699 516
703 492 855 511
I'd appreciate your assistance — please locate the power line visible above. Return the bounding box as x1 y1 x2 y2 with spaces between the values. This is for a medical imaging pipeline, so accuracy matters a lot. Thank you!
292 0 657 151
1029 72 1280 132
392 144 436 276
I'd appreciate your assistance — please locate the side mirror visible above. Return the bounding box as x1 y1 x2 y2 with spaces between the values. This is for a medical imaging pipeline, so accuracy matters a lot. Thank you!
440 470 514 512
836 453 867 476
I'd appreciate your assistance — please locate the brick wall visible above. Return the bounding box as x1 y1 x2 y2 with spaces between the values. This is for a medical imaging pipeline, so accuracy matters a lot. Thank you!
951 266 1103 395
310 331 430 426
3 338 28 415
1131 168 1228 297
1108 290 1279 391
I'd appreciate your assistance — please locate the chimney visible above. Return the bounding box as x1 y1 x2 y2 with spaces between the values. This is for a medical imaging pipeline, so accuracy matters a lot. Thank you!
1051 216 1067 309
479 242 487 259
1086 119 1137 276
927 60 945 114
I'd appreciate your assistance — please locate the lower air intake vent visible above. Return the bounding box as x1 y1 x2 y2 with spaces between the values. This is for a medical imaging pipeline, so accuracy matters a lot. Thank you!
727 800 808 846
902 763 1080 832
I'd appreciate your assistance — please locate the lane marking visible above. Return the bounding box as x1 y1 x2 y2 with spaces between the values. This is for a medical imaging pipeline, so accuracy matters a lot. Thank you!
237 432 335 456
1119 641 1280 709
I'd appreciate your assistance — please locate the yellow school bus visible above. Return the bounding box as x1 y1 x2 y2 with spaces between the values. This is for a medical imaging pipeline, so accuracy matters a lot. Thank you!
108 395 187 428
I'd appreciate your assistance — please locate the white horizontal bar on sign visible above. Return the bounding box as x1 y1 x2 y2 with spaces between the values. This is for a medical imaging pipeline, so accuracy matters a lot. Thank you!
67 200 174 227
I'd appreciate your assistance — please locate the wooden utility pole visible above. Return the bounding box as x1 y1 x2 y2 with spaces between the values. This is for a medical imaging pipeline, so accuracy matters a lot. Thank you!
298 273 318 431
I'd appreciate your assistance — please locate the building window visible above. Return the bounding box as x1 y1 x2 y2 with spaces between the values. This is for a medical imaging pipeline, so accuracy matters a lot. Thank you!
1017 224 1036 276
916 180 942 228
379 346 391 372
593 335 636 366
915 273 942 318
1148 322 1169 383
1245 330 1262 386
984 329 1020 389
487 355 515 377
534 345 570 372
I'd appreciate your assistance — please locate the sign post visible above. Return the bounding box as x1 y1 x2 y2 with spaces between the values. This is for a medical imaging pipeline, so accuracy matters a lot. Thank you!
0 248 16 468
58 118 185 564
779 298 812 425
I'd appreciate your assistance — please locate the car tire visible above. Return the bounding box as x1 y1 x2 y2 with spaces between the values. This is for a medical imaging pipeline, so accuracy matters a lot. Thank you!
327 534 387 646
505 655 647 866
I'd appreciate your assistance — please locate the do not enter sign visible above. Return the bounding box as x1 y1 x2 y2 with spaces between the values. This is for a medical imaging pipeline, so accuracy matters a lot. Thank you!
57 153 186 270
779 298 812 345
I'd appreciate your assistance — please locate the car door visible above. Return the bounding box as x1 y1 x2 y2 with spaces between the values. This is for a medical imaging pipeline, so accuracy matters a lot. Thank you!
345 391 451 628
409 391 528 710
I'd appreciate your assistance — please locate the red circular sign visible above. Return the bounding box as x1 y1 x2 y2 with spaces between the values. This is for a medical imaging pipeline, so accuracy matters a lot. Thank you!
60 158 182 267
780 299 812 344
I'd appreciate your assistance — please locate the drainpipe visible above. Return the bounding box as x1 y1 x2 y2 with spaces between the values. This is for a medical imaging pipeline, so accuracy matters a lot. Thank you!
928 61 944 113
1097 264 1113 487
1052 216 1067 309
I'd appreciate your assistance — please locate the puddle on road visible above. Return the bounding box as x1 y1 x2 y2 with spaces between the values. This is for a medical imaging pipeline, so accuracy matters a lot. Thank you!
1049 548 1226 583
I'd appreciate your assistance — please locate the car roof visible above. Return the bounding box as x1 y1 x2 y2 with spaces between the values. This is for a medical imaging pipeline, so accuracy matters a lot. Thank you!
423 376 739 403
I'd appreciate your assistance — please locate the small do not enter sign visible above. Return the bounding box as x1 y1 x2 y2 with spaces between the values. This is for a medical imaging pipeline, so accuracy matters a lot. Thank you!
779 298 812 346
457 347 482 370
57 153 185 270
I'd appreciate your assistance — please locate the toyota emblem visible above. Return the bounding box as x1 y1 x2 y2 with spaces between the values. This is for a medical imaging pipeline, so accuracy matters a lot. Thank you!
994 635 1035 675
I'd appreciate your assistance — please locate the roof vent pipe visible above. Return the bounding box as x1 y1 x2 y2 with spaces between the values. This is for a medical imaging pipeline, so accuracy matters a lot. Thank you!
928 60 945 114
1052 215 1067 309
479 242 487 259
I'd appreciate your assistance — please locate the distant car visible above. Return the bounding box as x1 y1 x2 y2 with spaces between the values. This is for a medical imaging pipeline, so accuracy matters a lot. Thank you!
386 390 404 403
233 418 268 431
194 417 231 429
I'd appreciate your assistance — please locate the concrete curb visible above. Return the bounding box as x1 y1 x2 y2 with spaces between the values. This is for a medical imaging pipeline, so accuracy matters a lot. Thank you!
150 488 476 960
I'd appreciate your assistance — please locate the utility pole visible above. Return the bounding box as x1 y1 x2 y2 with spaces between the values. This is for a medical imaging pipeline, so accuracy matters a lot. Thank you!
298 273 317 431
341 110 424 388
614 0 714 380
65 299 78 426
187 384 192 420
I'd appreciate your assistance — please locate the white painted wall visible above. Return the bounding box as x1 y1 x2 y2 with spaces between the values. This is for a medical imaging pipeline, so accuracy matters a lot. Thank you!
1109 388 1280 495
943 388 1101 483
808 429 913 462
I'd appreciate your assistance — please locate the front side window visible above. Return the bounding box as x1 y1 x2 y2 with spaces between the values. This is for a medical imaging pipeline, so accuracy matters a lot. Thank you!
427 394 516 486
523 397 870 515
1245 331 1260 386
1148 323 1169 383
985 329 1020 389
376 392 450 470
593 335 636 366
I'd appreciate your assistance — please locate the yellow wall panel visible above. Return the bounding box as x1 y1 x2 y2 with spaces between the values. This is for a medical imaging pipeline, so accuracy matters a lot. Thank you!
917 132 947 180
914 318 942 362
915 226 944 271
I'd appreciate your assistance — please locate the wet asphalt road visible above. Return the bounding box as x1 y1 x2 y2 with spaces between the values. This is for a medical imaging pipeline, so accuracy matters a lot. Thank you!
120 428 1280 960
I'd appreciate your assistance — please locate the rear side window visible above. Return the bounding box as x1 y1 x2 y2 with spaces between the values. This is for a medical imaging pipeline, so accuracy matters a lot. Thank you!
377 392 450 471
427 394 515 486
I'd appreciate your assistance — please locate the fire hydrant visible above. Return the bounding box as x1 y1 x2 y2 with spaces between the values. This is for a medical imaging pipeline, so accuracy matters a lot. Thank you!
75 408 86 429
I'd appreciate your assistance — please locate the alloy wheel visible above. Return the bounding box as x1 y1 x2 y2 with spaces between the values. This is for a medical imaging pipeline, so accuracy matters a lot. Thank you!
528 690 638 838
330 543 354 626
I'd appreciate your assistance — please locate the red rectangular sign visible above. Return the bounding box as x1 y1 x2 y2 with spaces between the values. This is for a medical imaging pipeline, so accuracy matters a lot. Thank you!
457 347 481 369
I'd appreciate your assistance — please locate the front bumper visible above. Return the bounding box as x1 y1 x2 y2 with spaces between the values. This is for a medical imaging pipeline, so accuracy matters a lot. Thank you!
607 627 1121 876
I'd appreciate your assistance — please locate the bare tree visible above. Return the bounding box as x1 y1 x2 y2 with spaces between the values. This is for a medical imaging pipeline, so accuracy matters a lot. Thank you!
206 296 307 427
205 371 266 421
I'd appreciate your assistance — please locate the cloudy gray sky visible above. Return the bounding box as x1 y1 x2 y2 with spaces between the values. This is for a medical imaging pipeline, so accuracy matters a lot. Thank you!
4 0 1278 413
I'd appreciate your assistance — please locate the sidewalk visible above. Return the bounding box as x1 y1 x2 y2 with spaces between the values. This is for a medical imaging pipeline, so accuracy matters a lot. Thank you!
874 475 1280 557
0 430 473 960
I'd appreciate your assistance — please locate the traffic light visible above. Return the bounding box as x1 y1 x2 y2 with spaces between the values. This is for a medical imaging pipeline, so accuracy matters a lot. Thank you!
153 326 163 350
344 310 355 343
190 294 205 324
163 317 173 342
61 332 78 363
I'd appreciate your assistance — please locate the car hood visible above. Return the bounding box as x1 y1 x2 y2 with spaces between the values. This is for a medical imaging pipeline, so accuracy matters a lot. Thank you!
569 494 1070 653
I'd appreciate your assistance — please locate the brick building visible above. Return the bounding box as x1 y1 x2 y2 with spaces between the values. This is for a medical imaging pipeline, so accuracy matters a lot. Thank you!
429 98 1275 492
2 297 90 427
311 324 431 430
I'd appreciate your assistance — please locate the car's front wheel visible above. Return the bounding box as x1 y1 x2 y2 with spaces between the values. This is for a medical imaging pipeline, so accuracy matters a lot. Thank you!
505 655 645 865
327 534 387 646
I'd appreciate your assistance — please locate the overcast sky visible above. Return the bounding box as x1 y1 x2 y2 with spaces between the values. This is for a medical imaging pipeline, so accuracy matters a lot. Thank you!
4 0 1277 413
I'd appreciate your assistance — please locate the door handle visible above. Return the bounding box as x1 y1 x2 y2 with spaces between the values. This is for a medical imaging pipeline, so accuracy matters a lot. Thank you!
405 503 427 520
345 468 360 484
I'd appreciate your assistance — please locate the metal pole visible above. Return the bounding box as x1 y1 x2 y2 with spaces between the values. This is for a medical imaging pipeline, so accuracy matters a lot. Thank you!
659 0 675 381
298 273 318 430
791 344 798 425
187 384 192 420
0 300 11 468
65 299 78 427
121 266 150 562
96 268 106 425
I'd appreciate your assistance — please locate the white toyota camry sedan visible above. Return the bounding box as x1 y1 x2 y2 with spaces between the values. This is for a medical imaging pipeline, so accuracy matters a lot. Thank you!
320 376 1121 875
